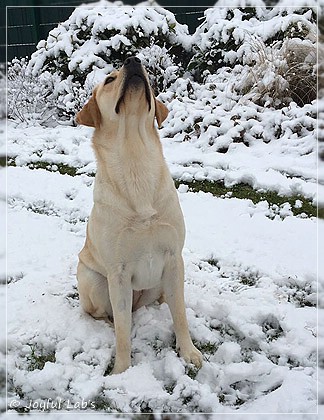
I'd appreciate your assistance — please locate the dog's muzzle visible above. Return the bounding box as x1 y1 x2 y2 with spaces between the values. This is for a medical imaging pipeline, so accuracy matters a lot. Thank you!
115 57 152 114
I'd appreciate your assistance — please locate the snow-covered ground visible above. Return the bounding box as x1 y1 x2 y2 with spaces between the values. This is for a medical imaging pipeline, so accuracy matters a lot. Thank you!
1 102 322 413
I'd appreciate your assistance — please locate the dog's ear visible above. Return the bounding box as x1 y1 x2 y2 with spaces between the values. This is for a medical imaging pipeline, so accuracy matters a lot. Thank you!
76 90 101 128
155 99 169 128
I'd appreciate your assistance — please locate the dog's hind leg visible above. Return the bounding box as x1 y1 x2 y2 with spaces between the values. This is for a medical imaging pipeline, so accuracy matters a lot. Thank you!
77 261 113 322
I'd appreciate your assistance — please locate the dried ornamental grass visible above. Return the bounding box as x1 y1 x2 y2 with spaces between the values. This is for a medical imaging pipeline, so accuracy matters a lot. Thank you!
236 35 316 107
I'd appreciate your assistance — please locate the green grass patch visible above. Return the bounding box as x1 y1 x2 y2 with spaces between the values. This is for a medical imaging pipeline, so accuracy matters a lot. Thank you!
7 158 85 177
30 161 80 177
204 258 219 267
194 340 218 354
103 359 115 376
26 344 56 371
285 278 317 308
175 179 317 218
91 395 115 412
0 155 6 167
261 316 284 342
239 273 260 287
318 207 324 219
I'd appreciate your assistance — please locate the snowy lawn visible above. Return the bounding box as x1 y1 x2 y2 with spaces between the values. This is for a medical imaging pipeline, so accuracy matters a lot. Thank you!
1 116 321 414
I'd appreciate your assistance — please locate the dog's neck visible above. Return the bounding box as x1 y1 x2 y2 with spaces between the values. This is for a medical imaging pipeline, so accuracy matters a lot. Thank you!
92 121 165 219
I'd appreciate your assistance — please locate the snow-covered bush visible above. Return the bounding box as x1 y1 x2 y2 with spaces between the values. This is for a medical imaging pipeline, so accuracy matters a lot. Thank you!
190 5 316 77
189 4 317 107
7 57 97 125
29 2 191 78
159 73 316 157
7 58 61 125
23 1 191 121
188 3 268 80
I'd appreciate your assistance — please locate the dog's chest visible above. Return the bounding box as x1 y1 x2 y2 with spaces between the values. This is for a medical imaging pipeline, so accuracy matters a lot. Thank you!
131 249 165 290
116 221 178 290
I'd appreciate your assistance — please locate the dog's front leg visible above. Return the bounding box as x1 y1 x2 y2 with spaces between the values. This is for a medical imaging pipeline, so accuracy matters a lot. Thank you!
163 253 203 368
108 274 132 374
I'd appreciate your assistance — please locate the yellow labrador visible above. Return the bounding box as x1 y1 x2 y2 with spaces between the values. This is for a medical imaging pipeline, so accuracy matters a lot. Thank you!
76 56 202 374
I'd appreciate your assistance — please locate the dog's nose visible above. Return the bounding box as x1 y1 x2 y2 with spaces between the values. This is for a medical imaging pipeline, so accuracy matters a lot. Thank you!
124 56 141 67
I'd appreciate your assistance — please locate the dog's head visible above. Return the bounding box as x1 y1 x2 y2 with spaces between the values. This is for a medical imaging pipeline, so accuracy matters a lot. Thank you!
76 57 168 129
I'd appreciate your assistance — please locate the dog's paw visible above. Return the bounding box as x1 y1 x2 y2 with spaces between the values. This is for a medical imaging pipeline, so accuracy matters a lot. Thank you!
180 345 203 368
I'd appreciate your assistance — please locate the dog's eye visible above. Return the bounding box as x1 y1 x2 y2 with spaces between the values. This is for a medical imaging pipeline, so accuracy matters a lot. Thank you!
104 76 115 85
